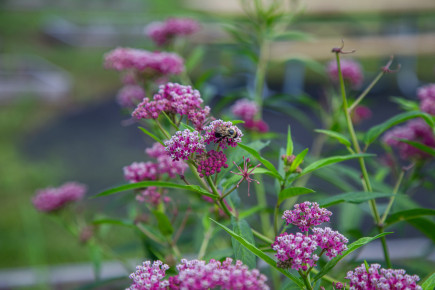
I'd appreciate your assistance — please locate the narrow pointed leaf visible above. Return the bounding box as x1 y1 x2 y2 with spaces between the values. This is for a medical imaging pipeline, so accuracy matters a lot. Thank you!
385 208 435 227
313 232 392 282
278 187 315 205
407 218 435 243
238 143 282 180
421 272 435 290
92 218 135 228
211 219 305 288
94 181 216 199
252 167 282 180
399 139 435 156
315 129 351 147
231 218 256 269
364 111 434 145
289 148 308 172
318 192 396 207
231 120 245 125
301 154 375 175
152 210 173 236
186 46 205 72
286 126 294 156
138 127 164 145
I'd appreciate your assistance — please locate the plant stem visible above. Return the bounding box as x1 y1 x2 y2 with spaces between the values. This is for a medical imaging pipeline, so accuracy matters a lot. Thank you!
198 225 214 259
252 228 273 244
155 119 170 139
188 161 211 192
221 183 240 200
299 270 313 290
254 38 269 119
136 223 164 244
206 175 235 218
348 71 384 113
254 175 272 236
381 169 405 224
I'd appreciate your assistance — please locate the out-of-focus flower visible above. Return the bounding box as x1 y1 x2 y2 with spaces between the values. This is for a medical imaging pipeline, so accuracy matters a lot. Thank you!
230 156 261 196
417 84 435 115
231 99 259 121
164 129 205 161
272 232 319 271
116 85 146 108
345 263 422 290
197 150 228 177
332 282 346 289
104 48 184 76
327 59 364 89
123 162 158 183
244 119 269 133
127 260 170 290
146 18 200 46
312 227 348 258
136 186 170 206
204 120 243 149
382 118 435 160
351 105 372 124
282 201 332 232
32 182 87 212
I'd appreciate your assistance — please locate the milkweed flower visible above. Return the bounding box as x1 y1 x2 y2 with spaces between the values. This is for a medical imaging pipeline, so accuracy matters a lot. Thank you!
382 118 435 160
104 48 184 76
327 59 363 89
282 201 332 232
136 187 170 206
123 162 159 183
244 119 269 133
116 85 146 108
312 227 348 258
417 84 435 115
32 182 87 212
146 18 200 46
351 105 372 124
230 156 261 196
164 129 205 161
197 150 229 177
127 260 170 290
272 232 319 271
231 99 259 121
345 263 422 290
204 120 243 149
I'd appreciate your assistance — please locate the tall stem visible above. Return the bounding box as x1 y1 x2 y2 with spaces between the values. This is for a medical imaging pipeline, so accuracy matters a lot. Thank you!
381 169 405 224
254 38 269 119
254 175 272 235
348 71 384 113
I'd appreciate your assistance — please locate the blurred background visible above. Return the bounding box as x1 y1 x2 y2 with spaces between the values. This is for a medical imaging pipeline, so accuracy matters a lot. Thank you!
1 0 435 289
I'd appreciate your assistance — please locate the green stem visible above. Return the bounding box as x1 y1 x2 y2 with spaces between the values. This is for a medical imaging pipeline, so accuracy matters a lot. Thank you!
252 228 273 244
273 203 279 236
206 176 235 218
221 182 240 200
155 119 170 139
188 161 211 192
298 270 313 290
136 224 164 244
348 71 384 113
254 175 272 236
254 38 269 119
198 225 214 259
381 169 405 224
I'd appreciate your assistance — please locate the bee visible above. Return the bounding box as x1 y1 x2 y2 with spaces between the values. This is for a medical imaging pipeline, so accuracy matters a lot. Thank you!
214 125 238 142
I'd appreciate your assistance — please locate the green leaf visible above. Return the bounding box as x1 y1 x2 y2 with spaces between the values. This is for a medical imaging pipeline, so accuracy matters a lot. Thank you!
211 219 305 288
286 126 294 156
391 97 419 111
89 243 102 280
289 148 308 172
318 192 396 207
252 167 282 180
314 129 351 147
313 232 392 282
398 139 435 156
138 127 164 145
385 208 435 227
301 154 375 175
186 46 205 72
238 143 282 180
406 218 435 243
270 30 314 41
364 111 434 145
94 181 217 199
231 218 256 269
161 111 179 131
239 205 267 219
152 210 173 236
231 120 245 125
92 218 135 228
421 272 435 290
179 122 195 132
278 187 315 205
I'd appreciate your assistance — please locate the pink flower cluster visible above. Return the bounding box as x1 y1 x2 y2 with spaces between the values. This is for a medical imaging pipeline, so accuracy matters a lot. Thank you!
124 161 159 183
327 59 364 89
104 48 184 76
164 129 205 161
32 182 87 212
383 118 435 160
136 187 170 206
312 227 348 258
351 105 372 124
132 83 210 130
204 120 243 149
197 150 229 177
417 83 435 115
282 201 332 232
146 18 200 46
128 260 170 290
345 263 422 290
272 232 319 271
230 99 269 133
117 85 146 108
128 258 268 290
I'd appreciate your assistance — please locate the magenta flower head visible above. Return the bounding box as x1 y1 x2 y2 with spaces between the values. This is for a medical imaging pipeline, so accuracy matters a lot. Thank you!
327 59 363 89
382 118 435 160
244 119 270 133
231 99 259 121
104 48 184 76
351 105 372 124
164 129 205 161
146 18 200 46
136 186 169 206
345 263 422 290
312 227 348 258
123 161 158 183
127 260 170 290
32 182 87 212
170 258 269 290
272 232 319 271
145 142 188 178
417 84 435 115
204 120 243 149
282 201 332 232
116 85 146 108
197 150 229 177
